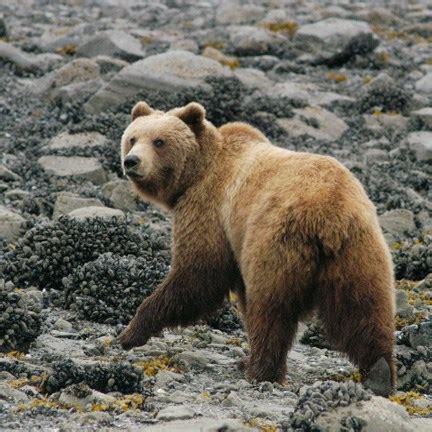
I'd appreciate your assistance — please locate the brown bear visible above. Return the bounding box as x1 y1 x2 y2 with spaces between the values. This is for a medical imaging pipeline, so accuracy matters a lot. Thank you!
119 101 396 396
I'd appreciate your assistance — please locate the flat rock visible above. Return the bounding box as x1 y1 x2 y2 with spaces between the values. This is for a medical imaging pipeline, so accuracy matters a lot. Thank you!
156 406 195 421
0 41 62 73
144 417 248 432
0 206 25 242
295 18 379 64
0 384 29 404
77 30 145 62
411 107 432 129
85 50 231 113
56 78 105 105
29 58 100 99
233 67 274 91
216 4 265 25
395 290 414 318
379 209 416 236
277 106 348 142
38 155 107 185
53 192 105 219
407 131 432 162
415 73 432 93
45 131 109 151
68 206 125 220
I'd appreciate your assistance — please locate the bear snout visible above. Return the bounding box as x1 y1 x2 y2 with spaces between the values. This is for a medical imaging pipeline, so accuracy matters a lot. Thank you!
123 155 141 175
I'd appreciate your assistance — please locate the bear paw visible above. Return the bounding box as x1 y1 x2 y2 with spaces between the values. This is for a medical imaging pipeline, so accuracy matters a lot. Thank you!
118 326 150 350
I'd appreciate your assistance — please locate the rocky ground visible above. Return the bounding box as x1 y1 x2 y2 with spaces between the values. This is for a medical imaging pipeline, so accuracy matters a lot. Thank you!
0 0 431 430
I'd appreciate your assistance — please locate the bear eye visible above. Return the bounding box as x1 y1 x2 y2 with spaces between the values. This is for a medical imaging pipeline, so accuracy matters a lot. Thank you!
153 138 165 148
129 137 136 146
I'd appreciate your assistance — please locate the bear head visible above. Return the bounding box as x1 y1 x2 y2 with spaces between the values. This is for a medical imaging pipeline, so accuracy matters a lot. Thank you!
121 101 220 209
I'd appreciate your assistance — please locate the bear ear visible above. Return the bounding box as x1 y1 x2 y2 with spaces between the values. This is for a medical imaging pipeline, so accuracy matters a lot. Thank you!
175 102 206 134
131 101 153 121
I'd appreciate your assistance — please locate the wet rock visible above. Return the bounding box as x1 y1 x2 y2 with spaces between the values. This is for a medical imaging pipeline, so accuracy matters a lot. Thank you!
85 50 232 113
415 73 432 94
37 156 107 185
277 106 348 142
0 16 6 38
295 18 379 65
407 132 432 162
68 206 125 220
156 406 195 421
0 206 25 242
379 209 416 236
101 180 137 211
53 192 104 219
77 30 145 62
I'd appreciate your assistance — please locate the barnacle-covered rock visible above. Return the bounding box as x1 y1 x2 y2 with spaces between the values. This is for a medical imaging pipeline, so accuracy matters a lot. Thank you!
206 301 243 333
3 216 167 290
0 281 41 353
42 358 145 394
284 380 371 431
63 252 169 324
300 320 331 349
392 236 432 281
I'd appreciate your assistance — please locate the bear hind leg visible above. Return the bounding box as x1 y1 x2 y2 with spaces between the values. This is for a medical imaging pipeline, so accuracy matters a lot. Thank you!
317 233 395 396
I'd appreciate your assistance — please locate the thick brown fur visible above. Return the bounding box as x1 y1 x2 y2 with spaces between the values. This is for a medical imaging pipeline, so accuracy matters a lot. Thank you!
119 102 396 395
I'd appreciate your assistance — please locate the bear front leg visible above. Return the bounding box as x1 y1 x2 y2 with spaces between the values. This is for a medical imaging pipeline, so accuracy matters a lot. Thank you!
119 265 228 350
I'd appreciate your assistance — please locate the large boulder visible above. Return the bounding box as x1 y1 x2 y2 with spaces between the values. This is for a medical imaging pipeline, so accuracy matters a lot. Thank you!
52 192 105 219
294 18 379 65
84 50 232 113
45 132 109 151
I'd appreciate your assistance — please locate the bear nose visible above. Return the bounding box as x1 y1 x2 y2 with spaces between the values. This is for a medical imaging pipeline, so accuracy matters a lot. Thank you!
123 155 141 172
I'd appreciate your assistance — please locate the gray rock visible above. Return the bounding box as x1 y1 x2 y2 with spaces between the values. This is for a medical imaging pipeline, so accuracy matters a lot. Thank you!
53 319 73 332
144 417 248 432
68 206 125 220
407 131 432 162
156 406 195 421
38 156 107 185
395 290 414 318
406 322 432 349
415 73 432 93
233 68 273 91
169 39 199 54
0 164 21 182
221 391 244 407
316 395 426 432
364 149 390 164
379 209 416 236
59 384 115 411
94 55 128 74
0 41 62 74
45 131 109 151
216 4 265 25
85 50 231 113
101 179 137 211
173 350 213 370
277 106 348 142
77 30 145 62
265 82 314 106
28 58 100 99
295 18 379 64
56 78 105 105
53 192 104 219
363 113 409 134
0 206 25 242
229 25 283 55
4 189 29 201
411 107 432 129
0 384 29 404
0 16 6 38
